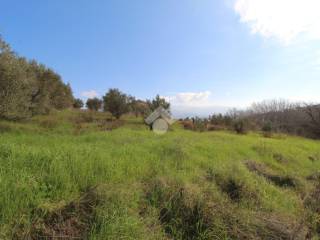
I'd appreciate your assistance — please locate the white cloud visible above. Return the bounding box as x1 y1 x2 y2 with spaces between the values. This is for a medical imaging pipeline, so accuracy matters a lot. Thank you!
234 0 320 44
163 91 241 117
163 91 212 106
81 90 99 98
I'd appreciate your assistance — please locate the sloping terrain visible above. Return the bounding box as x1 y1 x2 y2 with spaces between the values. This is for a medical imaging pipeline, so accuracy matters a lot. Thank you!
0 110 319 239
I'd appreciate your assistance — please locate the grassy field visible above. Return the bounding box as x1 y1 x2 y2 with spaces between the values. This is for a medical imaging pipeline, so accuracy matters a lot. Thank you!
0 110 319 239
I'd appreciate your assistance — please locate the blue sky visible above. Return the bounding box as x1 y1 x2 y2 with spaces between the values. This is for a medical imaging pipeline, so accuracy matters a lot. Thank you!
1 0 320 116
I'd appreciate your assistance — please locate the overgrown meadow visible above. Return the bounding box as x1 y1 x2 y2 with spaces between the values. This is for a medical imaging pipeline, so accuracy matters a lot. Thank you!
0 110 319 239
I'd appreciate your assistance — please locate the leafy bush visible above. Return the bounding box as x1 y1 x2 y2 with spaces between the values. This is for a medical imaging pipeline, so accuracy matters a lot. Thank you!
262 122 273 132
261 122 273 138
182 121 194 130
146 95 170 112
193 118 207 132
73 99 84 109
0 36 74 120
103 89 129 119
86 98 102 111
233 119 248 134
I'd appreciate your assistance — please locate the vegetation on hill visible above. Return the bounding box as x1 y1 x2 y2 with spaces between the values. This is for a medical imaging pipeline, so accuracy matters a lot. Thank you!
0 36 171 124
182 100 320 139
0 110 319 239
0 36 75 120
87 97 103 111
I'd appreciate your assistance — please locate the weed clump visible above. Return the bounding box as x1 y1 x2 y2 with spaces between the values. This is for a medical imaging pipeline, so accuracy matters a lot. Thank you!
0 144 13 159
273 153 289 164
14 187 102 240
143 178 211 240
304 183 320 236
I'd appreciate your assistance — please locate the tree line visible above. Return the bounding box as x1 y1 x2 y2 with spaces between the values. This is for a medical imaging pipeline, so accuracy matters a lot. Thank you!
81 89 170 119
0 36 170 121
242 99 320 138
183 99 320 139
0 36 74 120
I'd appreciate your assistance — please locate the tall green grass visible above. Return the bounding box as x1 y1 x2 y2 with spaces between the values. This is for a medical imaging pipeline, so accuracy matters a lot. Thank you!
0 110 319 239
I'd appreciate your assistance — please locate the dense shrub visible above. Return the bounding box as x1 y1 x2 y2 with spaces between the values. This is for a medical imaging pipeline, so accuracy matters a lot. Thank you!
233 119 248 134
209 114 233 127
103 89 130 119
243 100 320 139
182 121 194 130
127 98 150 117
0 36 74 120
146 95 170 112
262 121 273 137
193 118 207 132
262 121 273 132
86 98 102 111
73 99 84 109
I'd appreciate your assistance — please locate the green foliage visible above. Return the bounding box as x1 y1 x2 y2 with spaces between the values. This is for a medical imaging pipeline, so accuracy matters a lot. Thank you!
0 36 74 120
127 97 150 117
233 119 248 134
262 121 273 132
147 95 170 112
86 98 102 111
192 118 207 132
103 89 129 119
0 48 34 119
209 113 233 127
73 98 84 109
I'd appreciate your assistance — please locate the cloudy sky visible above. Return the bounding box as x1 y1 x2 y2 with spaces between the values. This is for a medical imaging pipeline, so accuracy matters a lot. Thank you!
1 0 319 116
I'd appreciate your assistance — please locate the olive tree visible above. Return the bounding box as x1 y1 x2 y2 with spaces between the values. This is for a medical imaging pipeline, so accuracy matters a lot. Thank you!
103 89 129 119
86 98 102 111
